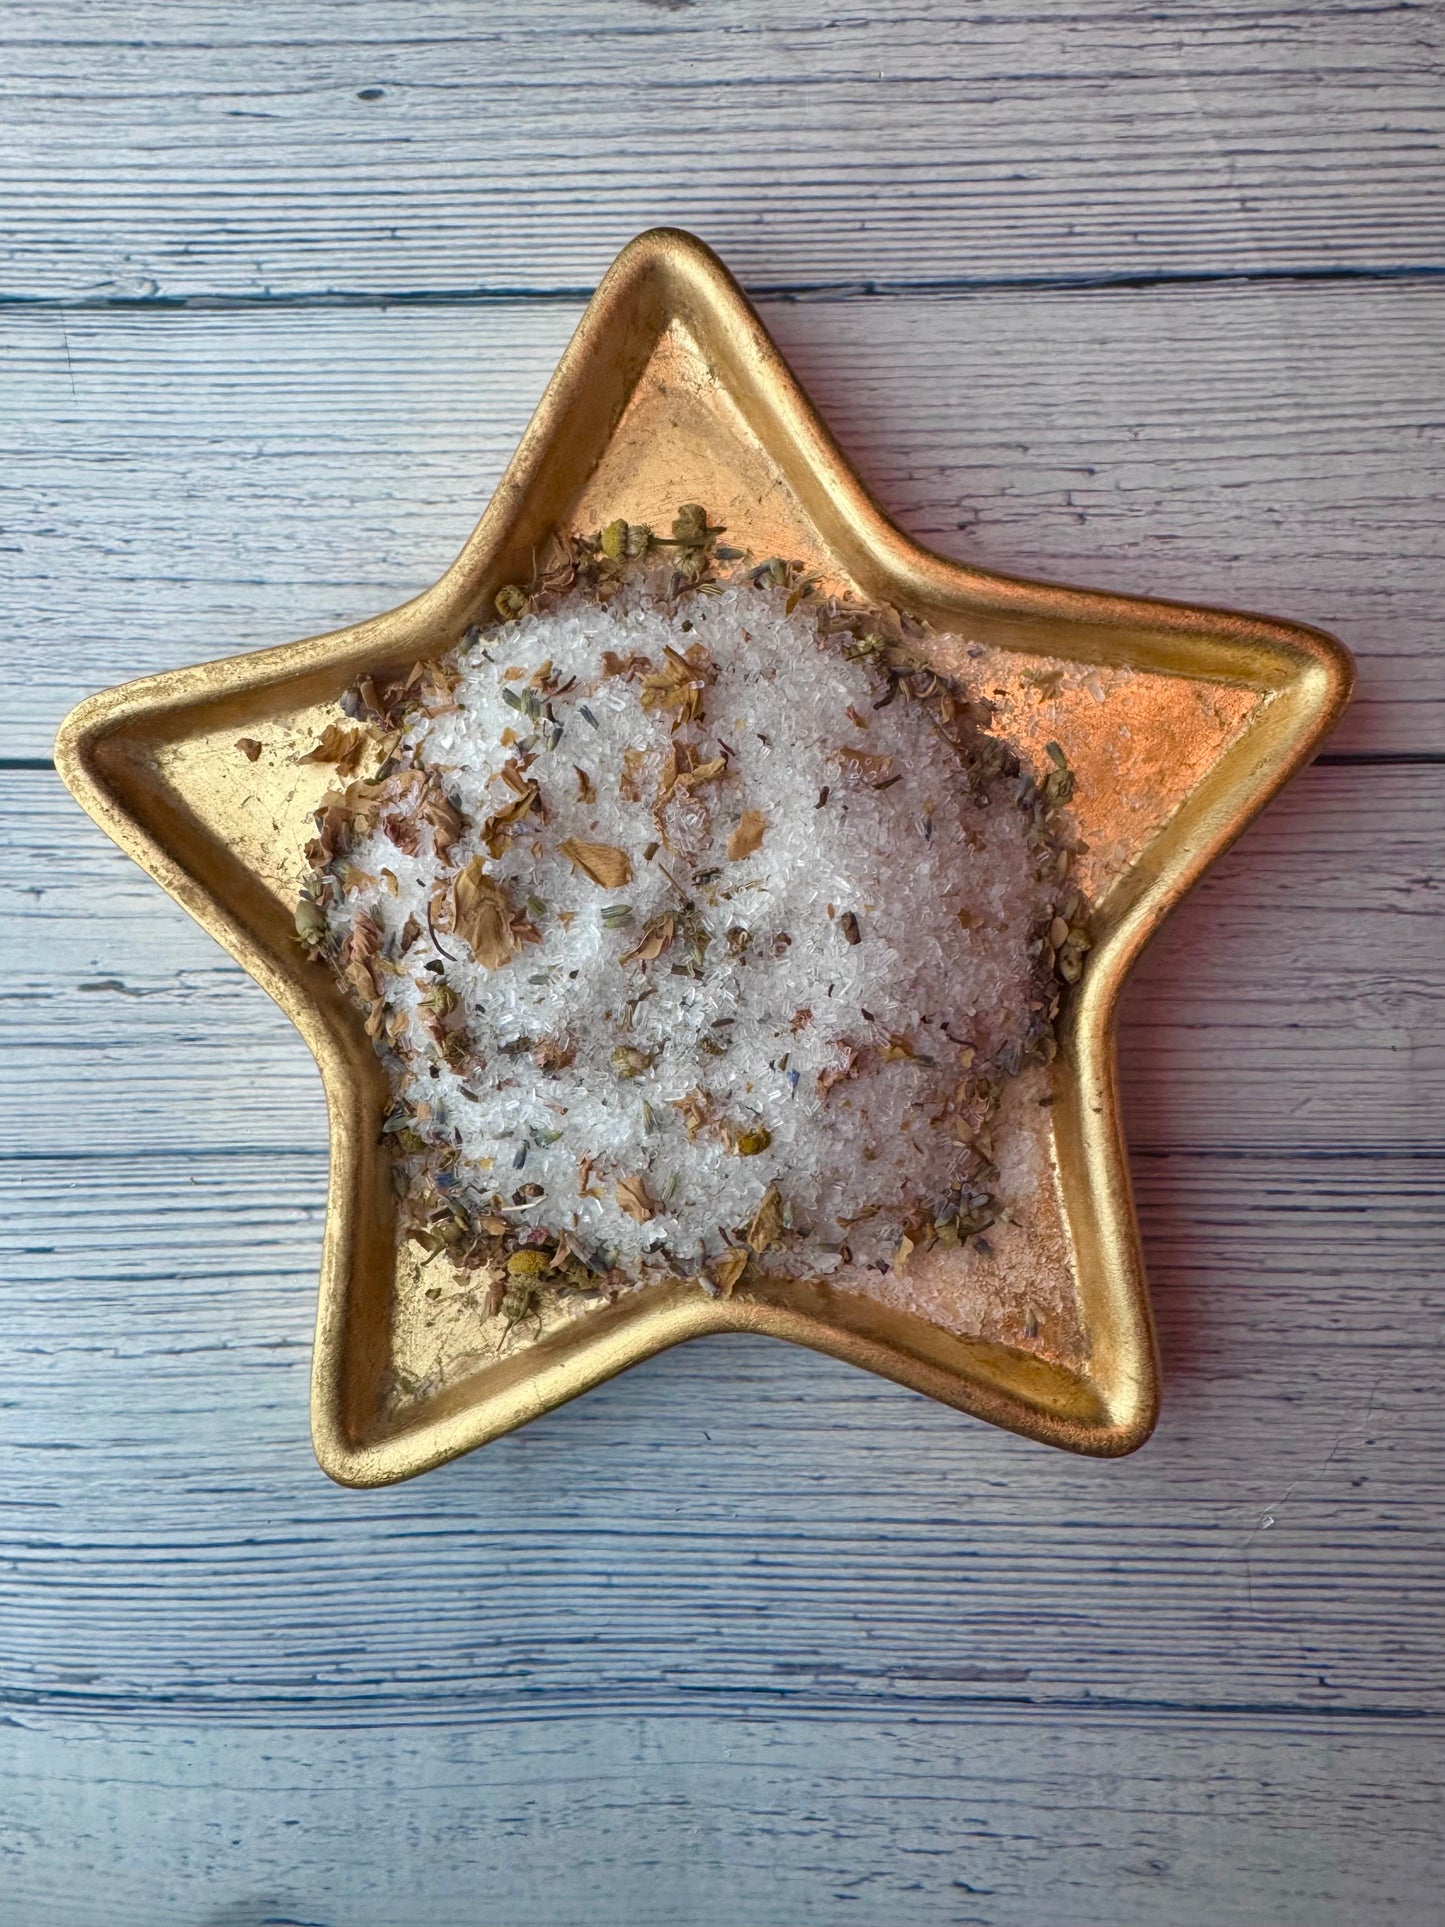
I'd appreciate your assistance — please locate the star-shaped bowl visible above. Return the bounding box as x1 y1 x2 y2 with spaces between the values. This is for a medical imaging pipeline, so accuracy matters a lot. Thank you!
56 229 1351 1484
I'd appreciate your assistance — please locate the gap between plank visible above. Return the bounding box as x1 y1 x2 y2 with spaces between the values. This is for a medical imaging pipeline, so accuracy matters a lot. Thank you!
1 1682 1441 1731
1315 751 1445 765
2 262 1441 314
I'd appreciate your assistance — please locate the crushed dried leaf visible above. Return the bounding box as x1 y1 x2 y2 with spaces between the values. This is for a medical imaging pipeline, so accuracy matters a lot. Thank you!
726 810 767 862
452 858 518 970
615 1174 658 1224
558 838 633 889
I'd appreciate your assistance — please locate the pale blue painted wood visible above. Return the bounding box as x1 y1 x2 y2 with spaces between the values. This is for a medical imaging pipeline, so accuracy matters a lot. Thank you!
3 0 1444 1920
2 1714 1441 1926
2 0 1440 300
3 285 1442 758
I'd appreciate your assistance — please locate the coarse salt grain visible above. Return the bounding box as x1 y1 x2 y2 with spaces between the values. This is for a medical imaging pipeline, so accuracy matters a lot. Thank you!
324 578 1061 1275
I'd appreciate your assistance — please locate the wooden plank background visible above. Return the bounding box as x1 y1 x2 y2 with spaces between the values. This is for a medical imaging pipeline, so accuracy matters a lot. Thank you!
1 3 1441 1922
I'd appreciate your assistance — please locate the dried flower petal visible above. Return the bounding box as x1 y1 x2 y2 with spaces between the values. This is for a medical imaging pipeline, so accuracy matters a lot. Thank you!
707 1249 748 1297
621 912 676 967
671 1089 710 1140
422 788 465 859
480 782 539 855
297 500 1089 1304
601 647 652 679
299 722 369 776
747 1185 784 1253
640 642 716 724
675 755 726 795
726 810 767 862
558 838 633 889
615 1174 658 1224
619 748 651 803
384 813 421 856
452 858 517 970
529 1034 575 1072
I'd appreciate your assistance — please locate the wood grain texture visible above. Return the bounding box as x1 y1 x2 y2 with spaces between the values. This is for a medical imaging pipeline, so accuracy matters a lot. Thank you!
5 765 1440 1154
2 0 1441 301
2 1146 1443 1725
5 1 1445 1915
3 761 1443 1727
6 279 1442 759
2 1713 1441 1926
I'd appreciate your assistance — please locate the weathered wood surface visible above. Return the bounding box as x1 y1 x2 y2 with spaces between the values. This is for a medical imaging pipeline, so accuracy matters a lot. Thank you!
4 1140 1443 1721
6 280 1443 760
1 1714 1440 1927
3 765 1441 1152
3 0 1441 300
4 0 1444 1920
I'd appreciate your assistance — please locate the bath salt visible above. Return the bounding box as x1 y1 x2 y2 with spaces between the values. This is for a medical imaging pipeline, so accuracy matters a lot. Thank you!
294 515 1088 1315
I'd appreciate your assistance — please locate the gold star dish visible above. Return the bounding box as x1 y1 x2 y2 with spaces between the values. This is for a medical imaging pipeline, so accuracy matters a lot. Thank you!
56 230 1351 1484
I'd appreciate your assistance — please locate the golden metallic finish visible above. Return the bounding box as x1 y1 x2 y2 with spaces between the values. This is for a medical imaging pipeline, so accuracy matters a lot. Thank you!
55 229 1352 1484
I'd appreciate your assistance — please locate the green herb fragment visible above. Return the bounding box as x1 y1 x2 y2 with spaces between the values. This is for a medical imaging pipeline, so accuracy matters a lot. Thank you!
301 497 1093 1320
294 896 328 950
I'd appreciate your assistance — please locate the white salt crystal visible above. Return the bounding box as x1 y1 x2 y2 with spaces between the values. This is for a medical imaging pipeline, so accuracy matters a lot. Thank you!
327 579 1058 1274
